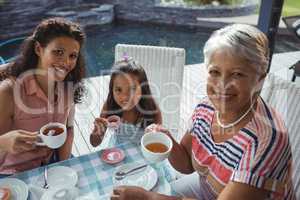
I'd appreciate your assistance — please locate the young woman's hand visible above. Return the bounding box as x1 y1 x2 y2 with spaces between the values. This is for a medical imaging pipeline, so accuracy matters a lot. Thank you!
0 130 38 154
90 117 108 147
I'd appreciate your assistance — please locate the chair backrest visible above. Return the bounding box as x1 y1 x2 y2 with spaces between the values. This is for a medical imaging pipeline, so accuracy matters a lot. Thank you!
115 44 186 132
261 73 300 198
282 15 300 39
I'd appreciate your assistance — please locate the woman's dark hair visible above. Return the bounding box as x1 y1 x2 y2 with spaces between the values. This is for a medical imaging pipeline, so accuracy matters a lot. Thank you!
3 17 86 103
105 60 159 128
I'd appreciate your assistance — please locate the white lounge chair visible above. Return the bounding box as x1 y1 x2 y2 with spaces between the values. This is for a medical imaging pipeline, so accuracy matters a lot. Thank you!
261 73 300 199
115 44 186 138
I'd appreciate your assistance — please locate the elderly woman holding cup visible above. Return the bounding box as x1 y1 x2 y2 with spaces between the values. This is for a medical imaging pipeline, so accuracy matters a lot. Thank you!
111 24 296 200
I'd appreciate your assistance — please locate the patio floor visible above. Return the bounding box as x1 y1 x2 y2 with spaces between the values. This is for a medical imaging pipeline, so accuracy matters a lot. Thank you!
72 51 300 156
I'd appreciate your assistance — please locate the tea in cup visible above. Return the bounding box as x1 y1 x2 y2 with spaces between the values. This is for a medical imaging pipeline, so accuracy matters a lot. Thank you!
36 122 67 149
141 132 173 163
145 143 168 153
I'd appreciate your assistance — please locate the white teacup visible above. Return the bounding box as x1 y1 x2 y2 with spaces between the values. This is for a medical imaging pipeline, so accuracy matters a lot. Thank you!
36 122 67 149
141 132 173 163
107 115 121 129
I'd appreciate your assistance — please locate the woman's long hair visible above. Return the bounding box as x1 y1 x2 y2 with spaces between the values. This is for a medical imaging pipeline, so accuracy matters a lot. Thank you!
2 17 86 103
105 60 159 128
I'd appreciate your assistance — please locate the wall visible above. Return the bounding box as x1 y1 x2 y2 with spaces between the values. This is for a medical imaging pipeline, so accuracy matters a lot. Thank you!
0 0 256 41
0 0 56 40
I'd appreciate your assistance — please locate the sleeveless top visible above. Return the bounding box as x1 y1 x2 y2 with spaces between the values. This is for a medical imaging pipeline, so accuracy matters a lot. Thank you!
0 75 73 174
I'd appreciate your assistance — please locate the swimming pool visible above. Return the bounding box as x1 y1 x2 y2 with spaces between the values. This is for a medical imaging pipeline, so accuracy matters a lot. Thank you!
1 22 300 77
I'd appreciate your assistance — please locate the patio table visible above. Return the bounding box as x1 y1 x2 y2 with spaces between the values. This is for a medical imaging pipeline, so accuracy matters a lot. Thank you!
11 142 172 200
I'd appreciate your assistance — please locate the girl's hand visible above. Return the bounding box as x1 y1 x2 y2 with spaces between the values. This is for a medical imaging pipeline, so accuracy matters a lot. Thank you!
111 186 153 200
0 130 38 154
90 117 108 147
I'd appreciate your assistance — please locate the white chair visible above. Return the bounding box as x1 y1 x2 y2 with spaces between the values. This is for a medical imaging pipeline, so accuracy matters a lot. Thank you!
261 73 300 199
115 44 186 137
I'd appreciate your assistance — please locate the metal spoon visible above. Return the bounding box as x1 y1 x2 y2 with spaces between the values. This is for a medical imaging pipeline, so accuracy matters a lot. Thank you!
43 166 49 189
115 164 147 180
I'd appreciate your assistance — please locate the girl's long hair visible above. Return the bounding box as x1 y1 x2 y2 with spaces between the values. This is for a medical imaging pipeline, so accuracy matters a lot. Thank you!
105 60 159 128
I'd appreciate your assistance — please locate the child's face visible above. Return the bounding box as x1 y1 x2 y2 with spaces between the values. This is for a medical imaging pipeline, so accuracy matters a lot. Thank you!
113 73 142 111
35 36 80 81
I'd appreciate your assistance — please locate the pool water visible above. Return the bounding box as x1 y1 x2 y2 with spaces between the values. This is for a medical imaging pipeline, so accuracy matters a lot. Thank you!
1 22 300 77
84 23 211 76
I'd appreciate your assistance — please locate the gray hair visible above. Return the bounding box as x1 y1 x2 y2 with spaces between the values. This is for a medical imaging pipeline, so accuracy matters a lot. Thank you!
203 24 269 75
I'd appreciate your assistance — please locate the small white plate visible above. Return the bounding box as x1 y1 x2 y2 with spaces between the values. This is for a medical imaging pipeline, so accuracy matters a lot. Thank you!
41 186 79 200
152 177 172 195
0 178 28 200
37 166 78 188
113 163 158 191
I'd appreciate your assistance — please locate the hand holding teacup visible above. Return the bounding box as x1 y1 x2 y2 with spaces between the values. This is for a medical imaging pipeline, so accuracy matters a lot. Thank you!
90 115 121 147
141 124 173 163
36 122 67 149
0 130 38 154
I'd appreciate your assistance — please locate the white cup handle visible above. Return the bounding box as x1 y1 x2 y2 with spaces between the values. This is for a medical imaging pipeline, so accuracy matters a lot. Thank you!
35 135 46 146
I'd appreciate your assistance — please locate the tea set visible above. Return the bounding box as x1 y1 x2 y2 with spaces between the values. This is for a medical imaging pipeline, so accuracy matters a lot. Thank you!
0 118 173 200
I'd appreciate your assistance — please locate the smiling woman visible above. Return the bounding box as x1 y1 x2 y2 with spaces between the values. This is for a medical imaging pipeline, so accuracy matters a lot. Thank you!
0 17 86 176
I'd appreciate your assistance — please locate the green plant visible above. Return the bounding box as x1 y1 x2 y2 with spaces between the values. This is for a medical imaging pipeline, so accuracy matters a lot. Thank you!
282 0 300 16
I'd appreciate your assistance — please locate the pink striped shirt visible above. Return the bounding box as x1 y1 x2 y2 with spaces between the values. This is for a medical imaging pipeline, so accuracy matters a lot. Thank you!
0 76 73 174
190 97 295 199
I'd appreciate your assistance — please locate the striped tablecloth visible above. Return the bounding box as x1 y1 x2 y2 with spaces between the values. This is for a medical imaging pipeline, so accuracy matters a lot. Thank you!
13 142 172 199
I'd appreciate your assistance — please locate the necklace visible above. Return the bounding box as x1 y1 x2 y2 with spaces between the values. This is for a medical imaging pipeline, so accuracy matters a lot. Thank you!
216 103 255 129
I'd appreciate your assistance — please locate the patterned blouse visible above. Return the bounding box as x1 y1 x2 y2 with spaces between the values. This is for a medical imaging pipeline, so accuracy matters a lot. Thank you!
190 97 295 200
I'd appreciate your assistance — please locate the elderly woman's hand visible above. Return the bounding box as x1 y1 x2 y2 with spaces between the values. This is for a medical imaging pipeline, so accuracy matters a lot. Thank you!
111 186 153 200
145 123 173 139
0 130 38 154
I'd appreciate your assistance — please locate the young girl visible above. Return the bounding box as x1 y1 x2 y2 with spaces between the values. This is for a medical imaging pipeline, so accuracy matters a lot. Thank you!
90 58 162 147
0 17 86 176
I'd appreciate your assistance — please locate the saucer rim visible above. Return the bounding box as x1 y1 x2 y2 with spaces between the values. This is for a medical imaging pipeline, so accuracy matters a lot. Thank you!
101 147 125 164
36 166 78 188
113 162 158 191
0 177 29 200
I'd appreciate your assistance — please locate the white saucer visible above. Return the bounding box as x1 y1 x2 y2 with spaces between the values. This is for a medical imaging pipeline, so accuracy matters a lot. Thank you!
113 163 158 191
36 166 78 188
41 186 79 200
152 177 172 195
0 178 28 200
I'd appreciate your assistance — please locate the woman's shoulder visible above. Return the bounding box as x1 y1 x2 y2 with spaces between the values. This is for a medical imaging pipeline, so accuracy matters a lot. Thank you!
192 97 215 123
195 96 214 109
250 98 290 151
254 97 288 133
192 97 214 116
0 79 14 112
0 78 14 97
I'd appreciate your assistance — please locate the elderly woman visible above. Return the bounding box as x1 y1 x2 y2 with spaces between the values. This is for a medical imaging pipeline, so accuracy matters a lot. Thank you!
111 24 296 200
